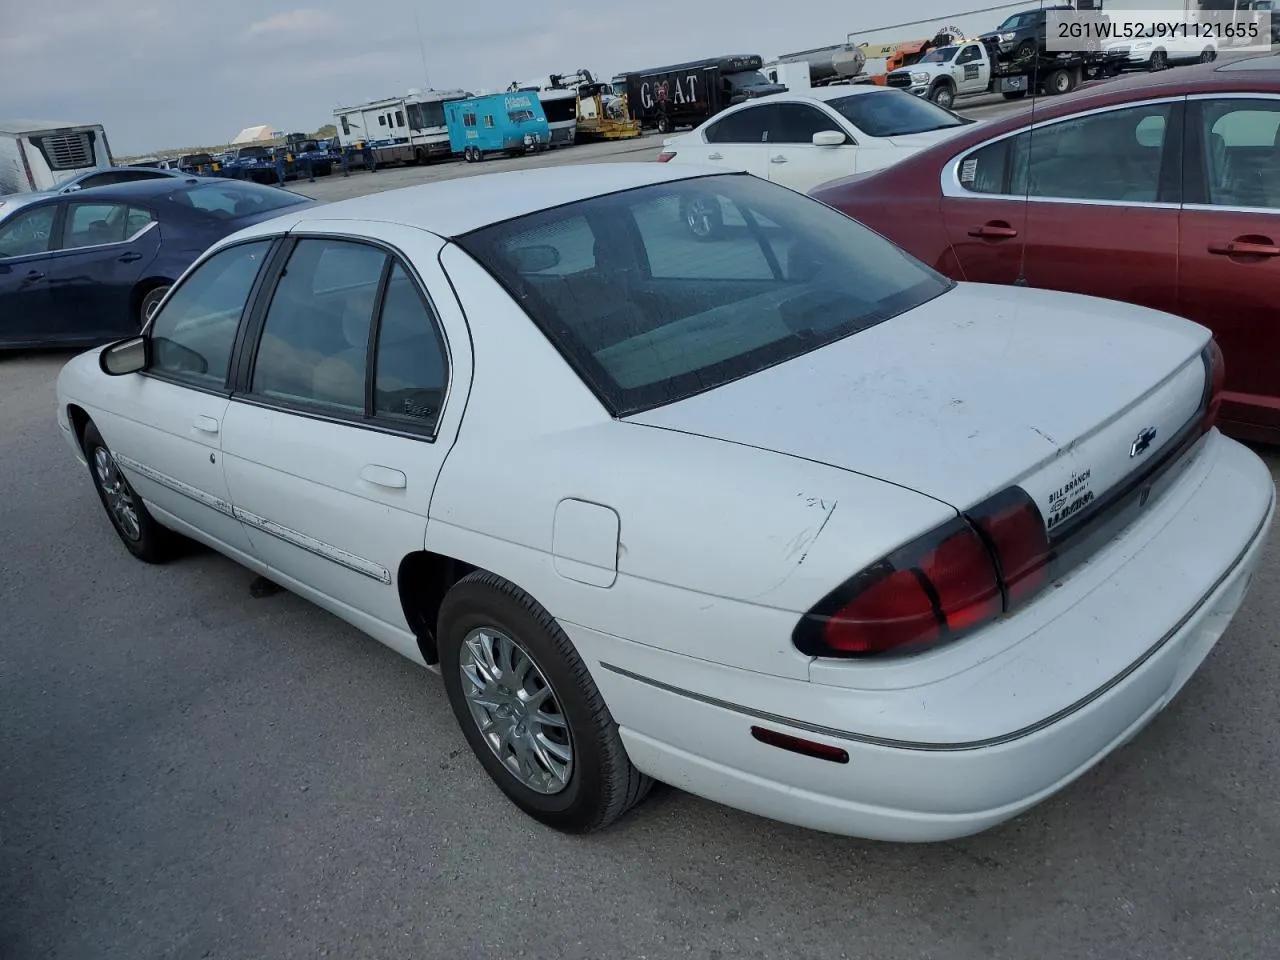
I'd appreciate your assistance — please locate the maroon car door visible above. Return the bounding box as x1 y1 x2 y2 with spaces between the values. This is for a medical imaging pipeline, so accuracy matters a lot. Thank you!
1178 94 1280 440
940 99 1184 314
938 132 1028 284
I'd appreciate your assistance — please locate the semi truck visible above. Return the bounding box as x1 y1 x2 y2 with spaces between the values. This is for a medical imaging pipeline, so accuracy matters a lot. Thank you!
0 120 113 195
615 55 786 134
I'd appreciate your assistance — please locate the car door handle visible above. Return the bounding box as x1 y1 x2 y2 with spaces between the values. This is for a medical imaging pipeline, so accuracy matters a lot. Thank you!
118 251 143 263
193 415 219 434
770 156 788 163
1208 238 1280 257
707 152 723 160
360 464 406 489
969 221 1019 238
24 270 45 281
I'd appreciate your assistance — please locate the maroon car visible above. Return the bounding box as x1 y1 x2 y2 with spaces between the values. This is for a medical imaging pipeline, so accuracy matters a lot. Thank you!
812 53 1280 444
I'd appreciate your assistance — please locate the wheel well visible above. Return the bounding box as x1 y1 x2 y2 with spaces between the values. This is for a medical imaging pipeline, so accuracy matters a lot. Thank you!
398 551 478 665
66 403 91 453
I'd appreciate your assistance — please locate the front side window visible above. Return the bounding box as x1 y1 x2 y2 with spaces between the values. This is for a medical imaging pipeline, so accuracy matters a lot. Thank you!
704 105 770 143
1197 97 1280 208
148 240 272 389
252 239 388 412
458 174 952 416
771 103 845 143
0 205 58 259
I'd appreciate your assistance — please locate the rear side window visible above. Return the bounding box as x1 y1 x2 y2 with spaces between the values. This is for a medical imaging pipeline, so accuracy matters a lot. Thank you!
148 240 273 389
458 174 952 416
252 239 388 412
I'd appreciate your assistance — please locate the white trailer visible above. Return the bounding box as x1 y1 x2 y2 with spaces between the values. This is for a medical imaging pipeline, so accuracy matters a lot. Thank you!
508 80 579 147
333 88 471 166
0 120 113 195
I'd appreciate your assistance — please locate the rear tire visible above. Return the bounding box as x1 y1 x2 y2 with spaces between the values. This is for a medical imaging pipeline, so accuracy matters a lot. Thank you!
1043 68 1073 96
438 571 653 833
82 421 181 564
656 114 671 134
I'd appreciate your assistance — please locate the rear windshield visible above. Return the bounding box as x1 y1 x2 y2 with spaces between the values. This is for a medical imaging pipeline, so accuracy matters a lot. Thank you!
826 89 969 137
166 181 309 219
456 173 952 416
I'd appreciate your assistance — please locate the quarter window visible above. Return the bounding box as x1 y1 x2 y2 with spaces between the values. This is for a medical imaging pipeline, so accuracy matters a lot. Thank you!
252 238 388 412
373 263 448 429
1197 98 1280 208
148 240 272 389
0 205 57 258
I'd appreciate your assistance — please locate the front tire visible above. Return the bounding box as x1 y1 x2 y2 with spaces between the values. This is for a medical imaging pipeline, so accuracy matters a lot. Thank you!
438 571 653 833
1149 49 1168 71
928 82 955 109
83 421 180 564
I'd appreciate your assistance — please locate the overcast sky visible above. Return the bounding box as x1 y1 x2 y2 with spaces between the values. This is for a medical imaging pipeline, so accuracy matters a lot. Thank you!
0 0 1030 155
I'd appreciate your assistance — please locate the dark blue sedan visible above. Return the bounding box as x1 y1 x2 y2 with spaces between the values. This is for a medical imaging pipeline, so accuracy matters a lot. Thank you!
0 177 317 349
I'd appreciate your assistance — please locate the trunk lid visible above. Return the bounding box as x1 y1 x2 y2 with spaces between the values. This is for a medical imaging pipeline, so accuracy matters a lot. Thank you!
626 283 1210 525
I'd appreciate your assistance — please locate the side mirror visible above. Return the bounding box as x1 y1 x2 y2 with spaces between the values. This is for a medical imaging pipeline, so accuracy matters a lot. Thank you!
510 244 561 272
99 336 149 376
812 130 847 147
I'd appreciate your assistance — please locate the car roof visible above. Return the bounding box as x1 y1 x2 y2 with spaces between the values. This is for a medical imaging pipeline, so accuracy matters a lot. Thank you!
281 161 721 237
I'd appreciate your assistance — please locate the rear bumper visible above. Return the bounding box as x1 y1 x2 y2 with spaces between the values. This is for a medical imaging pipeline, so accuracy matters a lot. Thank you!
572 431 1274 841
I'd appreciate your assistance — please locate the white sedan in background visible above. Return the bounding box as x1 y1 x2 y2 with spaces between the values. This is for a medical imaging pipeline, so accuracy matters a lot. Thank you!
56 163 1273 842
657 85 977 206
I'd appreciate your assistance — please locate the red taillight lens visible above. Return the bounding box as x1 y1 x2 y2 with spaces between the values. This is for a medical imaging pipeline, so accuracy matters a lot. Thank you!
801 517 1001 657
1202 339 1225 432
794 487 1052 659
968 486 1051 606
656 150 676 162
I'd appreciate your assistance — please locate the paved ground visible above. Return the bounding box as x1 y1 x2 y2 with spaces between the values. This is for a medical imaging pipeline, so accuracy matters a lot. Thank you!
5 58 1280 960
3 351 1279 960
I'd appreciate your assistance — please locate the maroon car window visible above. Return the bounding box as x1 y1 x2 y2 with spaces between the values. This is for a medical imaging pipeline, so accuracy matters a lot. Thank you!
1197 99 1280 209
956 102 1177 203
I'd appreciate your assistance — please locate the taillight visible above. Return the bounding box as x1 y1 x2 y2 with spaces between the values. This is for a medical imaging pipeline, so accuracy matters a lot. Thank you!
656 150 676 162
793 486 1051 659
1201 339 1225 432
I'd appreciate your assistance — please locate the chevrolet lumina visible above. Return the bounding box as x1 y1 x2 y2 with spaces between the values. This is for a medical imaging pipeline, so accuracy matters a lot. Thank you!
54 164 1274 841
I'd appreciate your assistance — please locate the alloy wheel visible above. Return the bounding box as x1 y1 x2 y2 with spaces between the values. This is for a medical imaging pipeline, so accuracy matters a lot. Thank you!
458 627 574 795
93 446 142 542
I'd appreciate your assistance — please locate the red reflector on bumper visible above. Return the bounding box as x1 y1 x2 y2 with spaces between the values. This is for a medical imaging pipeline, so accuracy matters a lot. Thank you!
751 726 849 763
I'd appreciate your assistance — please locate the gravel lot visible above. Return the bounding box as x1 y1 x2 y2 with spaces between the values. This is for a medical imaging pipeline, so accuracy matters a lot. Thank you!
4 62 1279 958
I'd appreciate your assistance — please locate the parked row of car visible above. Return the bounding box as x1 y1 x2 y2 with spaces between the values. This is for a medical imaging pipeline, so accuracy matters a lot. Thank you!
8 51 1279 845
661 52 1280 445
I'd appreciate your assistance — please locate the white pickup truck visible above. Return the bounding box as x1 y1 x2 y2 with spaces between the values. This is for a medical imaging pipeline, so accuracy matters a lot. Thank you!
885 38 1124 109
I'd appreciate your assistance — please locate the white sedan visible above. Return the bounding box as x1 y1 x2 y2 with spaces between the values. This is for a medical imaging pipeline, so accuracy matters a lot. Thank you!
657 85 977 200
56 163 1273 842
